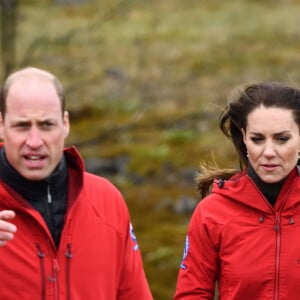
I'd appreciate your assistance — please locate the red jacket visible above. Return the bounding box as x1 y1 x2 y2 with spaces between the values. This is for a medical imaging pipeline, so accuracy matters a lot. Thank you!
0 146 153 300
174 167 300 300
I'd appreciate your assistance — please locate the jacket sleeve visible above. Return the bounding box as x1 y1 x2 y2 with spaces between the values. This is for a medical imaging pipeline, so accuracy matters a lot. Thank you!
84 174 153 299
117 220 153 300
173 202 219 299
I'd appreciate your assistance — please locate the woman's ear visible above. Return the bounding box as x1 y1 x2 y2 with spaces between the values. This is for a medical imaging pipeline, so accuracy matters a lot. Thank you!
241 128 246 144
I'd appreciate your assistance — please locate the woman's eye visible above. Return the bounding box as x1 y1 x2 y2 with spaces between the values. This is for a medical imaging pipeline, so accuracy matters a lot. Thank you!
250 137 264 143
277 136 289 143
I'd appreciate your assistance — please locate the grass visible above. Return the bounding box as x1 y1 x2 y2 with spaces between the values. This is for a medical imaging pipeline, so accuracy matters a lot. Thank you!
4 0 300 298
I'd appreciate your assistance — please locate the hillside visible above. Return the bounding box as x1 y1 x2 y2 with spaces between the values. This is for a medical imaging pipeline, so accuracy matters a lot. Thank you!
2 0 300 298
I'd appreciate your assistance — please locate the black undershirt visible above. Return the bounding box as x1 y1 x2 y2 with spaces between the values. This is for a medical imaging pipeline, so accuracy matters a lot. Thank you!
0 147 68 247
247 164 286 207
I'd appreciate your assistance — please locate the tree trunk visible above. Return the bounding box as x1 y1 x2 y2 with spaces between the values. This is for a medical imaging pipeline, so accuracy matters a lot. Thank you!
0 0 18 80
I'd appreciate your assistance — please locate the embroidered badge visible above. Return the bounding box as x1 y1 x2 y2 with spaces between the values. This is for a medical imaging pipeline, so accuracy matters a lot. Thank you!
180 235 189 269
130 223 139 251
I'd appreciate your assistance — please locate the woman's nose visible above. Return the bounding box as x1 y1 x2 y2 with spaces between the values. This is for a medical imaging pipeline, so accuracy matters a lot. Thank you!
263 142 276 157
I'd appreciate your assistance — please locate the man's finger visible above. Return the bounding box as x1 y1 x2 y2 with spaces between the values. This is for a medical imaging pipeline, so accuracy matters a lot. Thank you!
0 210 16 221
0 211 17 233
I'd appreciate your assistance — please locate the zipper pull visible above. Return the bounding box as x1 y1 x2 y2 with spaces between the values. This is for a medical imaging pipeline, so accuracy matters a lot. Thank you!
47 184 52 204
275 212 280 231
53 258 59 273
48 259 59 282
65 243 73 259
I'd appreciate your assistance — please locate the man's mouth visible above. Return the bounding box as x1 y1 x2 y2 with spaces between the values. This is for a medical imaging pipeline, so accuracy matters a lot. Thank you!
25 155 45 160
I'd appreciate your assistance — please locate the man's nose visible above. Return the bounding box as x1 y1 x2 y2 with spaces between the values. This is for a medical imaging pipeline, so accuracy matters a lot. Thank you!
26 127 43 148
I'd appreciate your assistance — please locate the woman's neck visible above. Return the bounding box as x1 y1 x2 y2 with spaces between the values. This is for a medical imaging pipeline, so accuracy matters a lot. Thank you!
247 163 286 206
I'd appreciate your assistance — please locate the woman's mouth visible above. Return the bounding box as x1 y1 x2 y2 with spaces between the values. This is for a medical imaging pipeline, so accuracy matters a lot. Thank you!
261 164 278 172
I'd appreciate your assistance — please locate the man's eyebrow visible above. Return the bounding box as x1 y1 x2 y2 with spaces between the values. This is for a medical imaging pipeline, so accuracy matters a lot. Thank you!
11 120 30 125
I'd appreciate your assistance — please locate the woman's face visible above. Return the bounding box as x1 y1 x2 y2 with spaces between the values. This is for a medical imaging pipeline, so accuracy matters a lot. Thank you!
242 105 300 183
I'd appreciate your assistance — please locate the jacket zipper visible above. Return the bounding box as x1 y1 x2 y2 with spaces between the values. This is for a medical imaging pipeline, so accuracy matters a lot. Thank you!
36 244 46 300
274 212 281 300
51 259 59 300
65 243 73 300
47 184 52 204
37 244 60 300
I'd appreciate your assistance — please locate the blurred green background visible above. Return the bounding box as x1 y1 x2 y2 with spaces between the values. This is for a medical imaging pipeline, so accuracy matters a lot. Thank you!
1 0 300 299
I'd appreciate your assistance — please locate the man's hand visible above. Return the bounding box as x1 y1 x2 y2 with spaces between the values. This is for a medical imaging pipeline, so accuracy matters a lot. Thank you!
0 210 17 247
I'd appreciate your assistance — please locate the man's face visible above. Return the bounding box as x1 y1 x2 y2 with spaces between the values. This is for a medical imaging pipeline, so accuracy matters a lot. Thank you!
0 77 70 180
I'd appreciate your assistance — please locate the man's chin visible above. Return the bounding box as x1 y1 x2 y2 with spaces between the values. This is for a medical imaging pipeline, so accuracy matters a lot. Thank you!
20 170 50 181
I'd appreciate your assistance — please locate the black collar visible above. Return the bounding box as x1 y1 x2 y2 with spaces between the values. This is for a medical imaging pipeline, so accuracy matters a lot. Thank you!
0 147 67 202
247 163 286 206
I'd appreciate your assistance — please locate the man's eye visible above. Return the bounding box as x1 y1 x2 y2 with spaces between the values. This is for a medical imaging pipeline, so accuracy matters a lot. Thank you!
41 122 54 129
16 123 29 129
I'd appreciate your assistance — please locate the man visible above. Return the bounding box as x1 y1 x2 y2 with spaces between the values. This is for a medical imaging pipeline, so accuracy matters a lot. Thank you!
0 67 153 299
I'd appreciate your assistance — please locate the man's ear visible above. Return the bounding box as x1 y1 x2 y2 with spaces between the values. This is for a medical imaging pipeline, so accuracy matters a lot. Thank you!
0 113 4 140
63 111 70 138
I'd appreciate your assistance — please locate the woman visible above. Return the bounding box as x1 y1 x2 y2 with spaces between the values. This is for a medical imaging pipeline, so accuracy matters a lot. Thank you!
174 82 300 299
